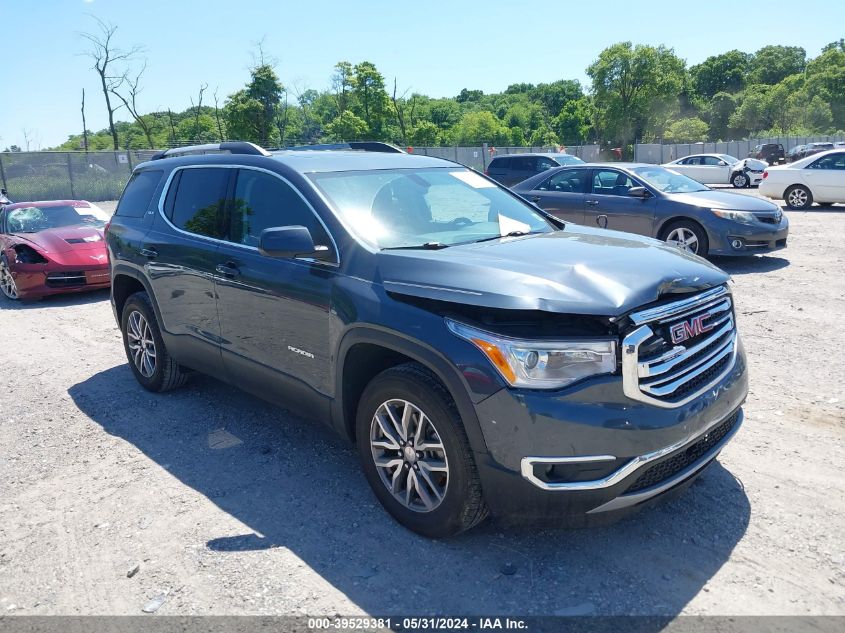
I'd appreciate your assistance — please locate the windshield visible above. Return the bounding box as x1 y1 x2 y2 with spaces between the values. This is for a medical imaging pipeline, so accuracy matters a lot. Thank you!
309 167 554 249
6 204 109 233
719 154 739 164
632 166 710 193
553 155 585 165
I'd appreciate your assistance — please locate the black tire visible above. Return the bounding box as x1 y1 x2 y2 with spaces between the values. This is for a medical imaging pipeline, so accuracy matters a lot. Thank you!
784 185 813 210
818 202 835 208
731 171 750 188
120 291 188 392
661 219 709 257
356 363 488 537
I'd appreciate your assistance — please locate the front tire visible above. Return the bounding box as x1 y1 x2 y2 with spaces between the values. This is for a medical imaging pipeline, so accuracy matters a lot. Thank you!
785 185 813 210
120 291 188 392
731 172 749 188
356 363 488 537
663 220 709 257
0 256 20 300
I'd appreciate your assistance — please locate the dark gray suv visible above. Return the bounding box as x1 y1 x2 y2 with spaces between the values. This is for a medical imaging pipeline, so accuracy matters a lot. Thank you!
513 163 789 257
107 142 748 537
485 152 585 186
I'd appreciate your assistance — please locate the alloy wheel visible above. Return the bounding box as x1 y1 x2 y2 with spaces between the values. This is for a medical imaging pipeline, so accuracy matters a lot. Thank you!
0 260 19 299
126 310 157 378
666 227 699 254
787 188 809 208
733 173 748 188
370 399 450 513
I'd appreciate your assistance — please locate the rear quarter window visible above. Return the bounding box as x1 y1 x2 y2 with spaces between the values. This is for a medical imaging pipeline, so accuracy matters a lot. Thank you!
489 157 511 169
115 170 163 218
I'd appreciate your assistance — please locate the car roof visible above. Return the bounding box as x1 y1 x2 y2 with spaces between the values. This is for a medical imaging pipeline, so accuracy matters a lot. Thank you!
268 150 455 173
492 152 577 159
4 200 92 209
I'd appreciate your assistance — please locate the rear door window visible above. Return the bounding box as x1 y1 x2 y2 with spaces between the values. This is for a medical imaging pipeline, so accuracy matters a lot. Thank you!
539 169 589 193
167 168 231 239
116 170 163 218
489 157 511 170
592 169 636 196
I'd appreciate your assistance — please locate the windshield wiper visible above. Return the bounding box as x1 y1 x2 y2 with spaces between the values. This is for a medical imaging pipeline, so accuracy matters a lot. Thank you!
468 230 541 244
382 241 449 250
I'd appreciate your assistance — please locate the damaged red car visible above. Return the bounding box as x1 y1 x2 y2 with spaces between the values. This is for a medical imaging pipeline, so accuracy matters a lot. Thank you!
0 200 111 300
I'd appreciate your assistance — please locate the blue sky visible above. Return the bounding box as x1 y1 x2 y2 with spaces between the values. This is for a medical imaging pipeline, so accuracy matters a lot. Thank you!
1 0 843 149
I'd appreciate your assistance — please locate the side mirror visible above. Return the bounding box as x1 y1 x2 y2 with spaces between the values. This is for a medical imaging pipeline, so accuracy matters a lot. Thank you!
0 188 6 196
628 186 650 199
258 226 332 260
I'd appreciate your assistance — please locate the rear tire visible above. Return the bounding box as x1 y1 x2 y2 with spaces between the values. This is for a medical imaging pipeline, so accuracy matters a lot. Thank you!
356 363 488 537
120 291 188 392
785 185 813 210
662 220 709 257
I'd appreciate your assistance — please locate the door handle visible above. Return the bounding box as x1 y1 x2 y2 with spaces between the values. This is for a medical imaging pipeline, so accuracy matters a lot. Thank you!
139 247 158 259
586 200 599 206
215 262 240 278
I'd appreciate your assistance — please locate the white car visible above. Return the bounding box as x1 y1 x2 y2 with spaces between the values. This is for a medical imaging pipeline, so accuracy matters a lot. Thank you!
759 149 845 209
662 154 766 188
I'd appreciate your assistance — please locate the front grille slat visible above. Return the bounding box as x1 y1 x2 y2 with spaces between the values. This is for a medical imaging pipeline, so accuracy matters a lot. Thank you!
622 285 738 408
46 272 87 288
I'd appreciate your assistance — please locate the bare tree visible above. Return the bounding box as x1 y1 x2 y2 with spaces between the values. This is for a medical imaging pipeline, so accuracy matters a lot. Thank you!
81 89 89 152
166 109 177 147
22 128 33 151
189 84 208 142
110 61 156 149
80 17 141 150
212 88 226 141
275 89 290 147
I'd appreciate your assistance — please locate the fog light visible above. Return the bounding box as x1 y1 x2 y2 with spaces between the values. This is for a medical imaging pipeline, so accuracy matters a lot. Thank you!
731 239 744 250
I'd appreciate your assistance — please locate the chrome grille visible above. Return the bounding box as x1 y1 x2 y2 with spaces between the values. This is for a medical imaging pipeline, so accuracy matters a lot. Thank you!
622 286 738 408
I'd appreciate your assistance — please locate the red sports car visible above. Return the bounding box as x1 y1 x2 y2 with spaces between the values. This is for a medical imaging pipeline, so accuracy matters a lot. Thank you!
0 200 111 300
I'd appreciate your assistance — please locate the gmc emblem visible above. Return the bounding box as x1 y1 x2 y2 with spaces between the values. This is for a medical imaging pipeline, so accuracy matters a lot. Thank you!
670 313 714 344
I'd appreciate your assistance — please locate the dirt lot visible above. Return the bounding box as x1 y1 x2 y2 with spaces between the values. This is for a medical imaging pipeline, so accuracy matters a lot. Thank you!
0 194 843 617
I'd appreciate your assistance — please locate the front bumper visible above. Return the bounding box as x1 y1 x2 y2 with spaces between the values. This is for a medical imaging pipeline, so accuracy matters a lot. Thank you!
708 217 789 256
10 264 110 298
471 338 748 521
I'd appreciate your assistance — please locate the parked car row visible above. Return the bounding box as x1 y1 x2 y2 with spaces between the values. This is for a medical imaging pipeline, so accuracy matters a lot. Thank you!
749 143 786 165
484 152 585 186
785 142 836 163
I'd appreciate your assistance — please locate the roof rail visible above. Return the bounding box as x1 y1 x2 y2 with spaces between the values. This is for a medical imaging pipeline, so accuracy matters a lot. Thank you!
280 141 405 154
150 141 271 160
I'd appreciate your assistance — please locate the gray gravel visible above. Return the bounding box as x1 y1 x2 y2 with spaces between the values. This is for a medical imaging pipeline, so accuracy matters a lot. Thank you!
0 193 843 616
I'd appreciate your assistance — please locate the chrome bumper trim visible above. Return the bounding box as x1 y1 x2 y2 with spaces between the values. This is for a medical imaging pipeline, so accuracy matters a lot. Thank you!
519 409 742 492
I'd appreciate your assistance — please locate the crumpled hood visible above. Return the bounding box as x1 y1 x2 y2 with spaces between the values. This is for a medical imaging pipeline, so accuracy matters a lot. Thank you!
378 225 729 317
12 226 105 254
667 189 780 211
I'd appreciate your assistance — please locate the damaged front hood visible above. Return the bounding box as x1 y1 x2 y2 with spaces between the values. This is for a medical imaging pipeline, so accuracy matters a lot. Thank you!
11 226 105 254
378 225 729 317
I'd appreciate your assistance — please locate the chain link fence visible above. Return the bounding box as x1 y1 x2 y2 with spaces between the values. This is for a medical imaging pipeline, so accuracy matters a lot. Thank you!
0 146 604 201
634 135 845 164
0 151 158 202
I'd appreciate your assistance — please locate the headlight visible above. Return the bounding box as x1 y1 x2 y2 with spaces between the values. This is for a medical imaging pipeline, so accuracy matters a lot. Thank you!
446 319 617 389
711 209 757 224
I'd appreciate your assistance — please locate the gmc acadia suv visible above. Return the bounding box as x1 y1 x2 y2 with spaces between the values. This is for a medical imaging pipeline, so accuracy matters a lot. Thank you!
106 141 748 537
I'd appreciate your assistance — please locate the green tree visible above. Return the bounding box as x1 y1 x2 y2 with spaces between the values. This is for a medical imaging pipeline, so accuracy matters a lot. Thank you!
690 50 750 98
552 97 593 143
729 90 770 135
456 88 484 103
450 111 510 145
803 42 845 129
351 62 390 139
224 63 284 145
749 45 806 85
408 121 439 146
325 110 369 141
587 42 686 147
664 117 709 143
707 92 738 140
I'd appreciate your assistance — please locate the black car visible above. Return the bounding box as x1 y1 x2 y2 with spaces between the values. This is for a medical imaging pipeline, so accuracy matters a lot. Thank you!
786 145 806 163
749 143 785 165
485 152 585 186
107 142 747 537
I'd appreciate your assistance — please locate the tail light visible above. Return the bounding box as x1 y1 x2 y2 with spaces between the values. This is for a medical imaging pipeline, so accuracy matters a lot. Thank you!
762 171 768 179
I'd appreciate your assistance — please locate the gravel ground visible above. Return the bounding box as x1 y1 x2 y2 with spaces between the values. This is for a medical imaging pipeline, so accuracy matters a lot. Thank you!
0 194 843 617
